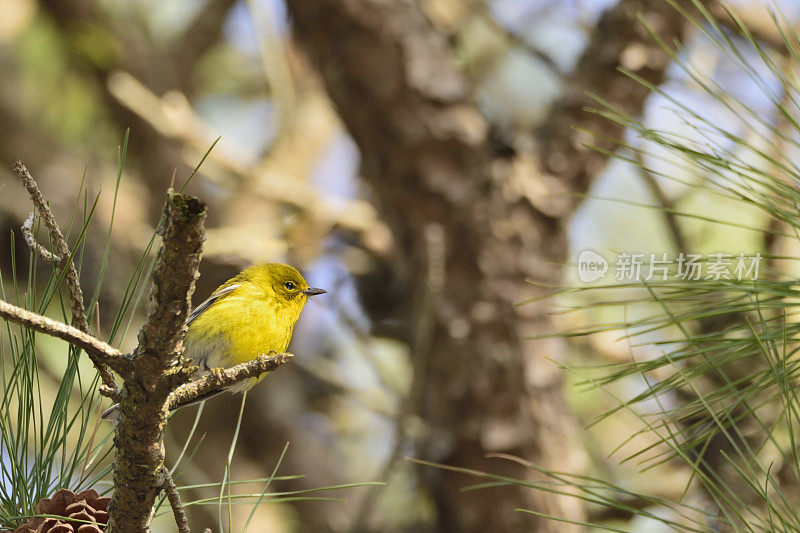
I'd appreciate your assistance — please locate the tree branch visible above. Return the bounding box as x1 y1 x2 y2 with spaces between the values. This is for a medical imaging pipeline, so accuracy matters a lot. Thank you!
13 161 120 396
14 161 89 331
3 183 238 532
0 299 128 371
161 466 190 533
5 178 280 531
107 190 206 532
167 352 294 411
21 213 62 265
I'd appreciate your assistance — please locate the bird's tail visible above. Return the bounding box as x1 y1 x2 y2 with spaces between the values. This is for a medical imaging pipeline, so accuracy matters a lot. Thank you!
101 404 120 422
100 388 227 422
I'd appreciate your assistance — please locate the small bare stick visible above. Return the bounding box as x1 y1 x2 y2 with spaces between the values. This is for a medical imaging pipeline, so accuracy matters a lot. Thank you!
162 466 190 533
21 213 62 265
0 299 127 370
167 352 293 410
13 161 120 397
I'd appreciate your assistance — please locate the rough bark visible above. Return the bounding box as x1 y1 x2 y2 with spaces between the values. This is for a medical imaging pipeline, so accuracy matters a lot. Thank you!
106 192 206 532
286 0 706 530
286 1 576 530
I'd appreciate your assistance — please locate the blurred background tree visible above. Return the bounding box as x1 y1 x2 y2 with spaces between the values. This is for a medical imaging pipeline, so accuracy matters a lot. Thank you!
2 0 798 531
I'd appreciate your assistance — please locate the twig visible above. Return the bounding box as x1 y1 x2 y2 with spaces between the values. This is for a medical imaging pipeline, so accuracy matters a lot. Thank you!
0 298 128 370
14 161 88 331
21 213 62 265
13 161 120 397
166 352 294 411
161 466 190 533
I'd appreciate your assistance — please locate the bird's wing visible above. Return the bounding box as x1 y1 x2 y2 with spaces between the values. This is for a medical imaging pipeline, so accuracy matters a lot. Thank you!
187 284 241 326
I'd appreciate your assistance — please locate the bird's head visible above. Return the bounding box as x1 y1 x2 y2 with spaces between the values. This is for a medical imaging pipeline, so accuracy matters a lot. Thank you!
243 263 326 311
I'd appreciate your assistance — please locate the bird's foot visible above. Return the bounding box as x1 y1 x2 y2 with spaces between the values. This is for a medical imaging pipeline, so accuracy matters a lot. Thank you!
257 350 278 360
209 367 225 382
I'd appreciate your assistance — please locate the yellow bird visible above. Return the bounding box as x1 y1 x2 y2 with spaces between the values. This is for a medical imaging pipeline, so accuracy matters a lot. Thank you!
103 263 325 419
184 262 325 393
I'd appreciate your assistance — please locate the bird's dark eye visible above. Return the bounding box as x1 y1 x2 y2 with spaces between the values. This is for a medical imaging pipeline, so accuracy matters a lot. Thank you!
284 281 295 290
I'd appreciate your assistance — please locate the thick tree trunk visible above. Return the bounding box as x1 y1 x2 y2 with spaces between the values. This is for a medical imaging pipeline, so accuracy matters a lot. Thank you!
286 2 579 530
286 0 705 530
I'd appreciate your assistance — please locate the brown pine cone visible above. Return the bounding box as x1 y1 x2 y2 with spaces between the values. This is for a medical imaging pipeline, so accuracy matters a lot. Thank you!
13 488 110 533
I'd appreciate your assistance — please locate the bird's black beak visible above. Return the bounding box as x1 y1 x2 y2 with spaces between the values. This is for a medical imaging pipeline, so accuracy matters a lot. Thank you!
302 287 326 296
